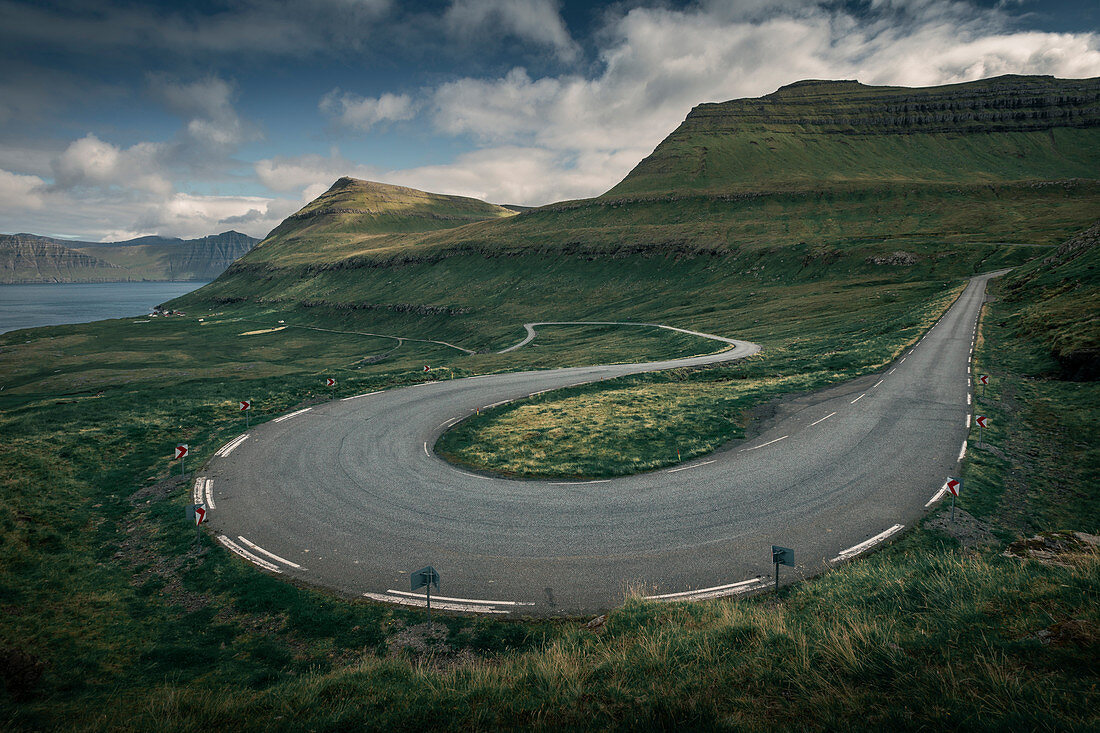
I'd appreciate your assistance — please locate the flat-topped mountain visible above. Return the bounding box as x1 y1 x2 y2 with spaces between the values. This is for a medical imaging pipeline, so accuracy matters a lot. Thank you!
0 230 259 283
607 74 1100 197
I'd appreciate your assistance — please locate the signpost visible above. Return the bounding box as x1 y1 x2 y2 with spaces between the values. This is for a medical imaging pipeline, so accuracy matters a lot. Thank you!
946 477 961 522
978 374 988 396
771 546 794 592
411 565 441 628
975 415 988 446
175 444 189 476
240 399 252 428
423 365 431 372
325 378 336 388
186 503 207 526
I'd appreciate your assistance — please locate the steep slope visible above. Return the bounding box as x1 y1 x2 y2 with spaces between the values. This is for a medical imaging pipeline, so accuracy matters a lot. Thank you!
998 219 1100 379
0 230 259 283
607 75 1100 197
0 235 124 283
250 177 516 262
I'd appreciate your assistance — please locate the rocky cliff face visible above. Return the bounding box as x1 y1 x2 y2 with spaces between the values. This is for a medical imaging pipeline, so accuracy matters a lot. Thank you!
0 235 123 283
0 230 258 283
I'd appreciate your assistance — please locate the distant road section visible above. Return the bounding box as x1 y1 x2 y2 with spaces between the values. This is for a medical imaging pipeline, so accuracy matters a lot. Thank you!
204 272 998 616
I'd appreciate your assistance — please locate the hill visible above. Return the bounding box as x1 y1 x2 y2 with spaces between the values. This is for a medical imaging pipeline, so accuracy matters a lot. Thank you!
0 230 259 283
250 177 516 263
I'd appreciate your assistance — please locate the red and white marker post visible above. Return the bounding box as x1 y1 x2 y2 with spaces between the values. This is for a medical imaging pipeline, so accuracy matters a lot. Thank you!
325 378 336 397
946 477 961 522
240 399 252 428
975 415 988 446
978 374 988 397
175 444 189 476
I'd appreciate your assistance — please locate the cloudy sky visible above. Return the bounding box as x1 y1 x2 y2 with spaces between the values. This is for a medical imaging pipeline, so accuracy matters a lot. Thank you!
1 0 1097 241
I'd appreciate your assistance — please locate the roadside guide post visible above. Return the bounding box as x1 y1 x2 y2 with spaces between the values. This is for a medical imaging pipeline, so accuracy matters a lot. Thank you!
325 377 336 396
411 566 441 629
979 374 988 397
946 477 961 522
240 399 252 428
175 444 188 476
771 546 794 593
185 503 207 550
975 415 988 446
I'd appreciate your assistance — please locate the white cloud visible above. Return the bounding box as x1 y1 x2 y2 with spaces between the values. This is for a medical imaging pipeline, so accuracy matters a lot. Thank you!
52 134 172 195
0 168 47 212
320 91 417 132
255 151 381 193
444 0 579 62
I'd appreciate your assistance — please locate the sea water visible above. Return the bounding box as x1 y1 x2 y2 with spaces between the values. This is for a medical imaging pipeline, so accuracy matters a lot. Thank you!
0 281 208 334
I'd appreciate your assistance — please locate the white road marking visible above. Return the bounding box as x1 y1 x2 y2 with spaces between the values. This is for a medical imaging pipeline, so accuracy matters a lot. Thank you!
217 535 282 573
810 411 837 426
873 380 883 388
484 400 508 409
967 393 971 405
667 460 716 473
646 576 770 601
551 479 611 485
830 524 905 563
458 471 493 481
968 366 971 374
423 442 430 457
215 434 249 457
274 407 312 423
439 416 463 428
851 393 865 404
191 476 205 503
237 536 302 569
958 440 968 461
888 368 896 375
966 414 971 428
203 479 215 509
925 488 949 507
342 391 381 401
744 435 788 452
385 589 533 606
363 592 509 614
901 357 907 363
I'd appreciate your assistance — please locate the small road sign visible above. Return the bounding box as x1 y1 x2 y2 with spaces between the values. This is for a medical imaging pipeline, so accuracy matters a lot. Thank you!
772 545 794 591
946 477 962 522
239 400 251 411
186 503 207 525
411 566 441 627
978 375 988 385
423 365 431 372
325 378 336 387
975 415 988 428
175 444 189 460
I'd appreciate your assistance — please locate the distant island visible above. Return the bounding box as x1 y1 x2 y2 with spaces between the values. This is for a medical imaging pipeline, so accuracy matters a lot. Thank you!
0 230 259 284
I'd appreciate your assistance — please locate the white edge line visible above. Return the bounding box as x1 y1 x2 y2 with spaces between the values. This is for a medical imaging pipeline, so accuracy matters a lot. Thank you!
385 589 532 606
958 440 968 462
646 577 769 601
203 478 215 509
873 380 883 388
967 393 972 405
342 390 381 401
551 479 611 485
215 433 249 457
925 487 949 507
851 393 865 404
743 435 788 452
192 476 205 503
423 442 430 457
830 524 905 563
966 414 971 428
667 459 716 473
458 470 493 481
274 407 312 423
363 592 508 614
237 536 302 569
810 411 837 427
217 535 282 573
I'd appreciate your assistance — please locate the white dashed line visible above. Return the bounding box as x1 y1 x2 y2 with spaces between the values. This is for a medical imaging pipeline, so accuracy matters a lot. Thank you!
873 380 883 388
423 442 430 457
203 479 215 509
744 435 788 452
967 393 971 405
888 368 896 375
274 407 312 423
484 400 508 409
385 589 533 606
363 592 509 614
901 357 907 363
551 479 612 485
810 411 837 426
666 460 716 473
342 391 381 401
191 476 205 503
830 524 905 563
851 393 865 404
439 416 463 428
958 440 968 462
646 576 770 601
237 536 302 569
215 434 249 457
925 488 949 507
217 535 282 573
458 471 493 481
966 414 971 428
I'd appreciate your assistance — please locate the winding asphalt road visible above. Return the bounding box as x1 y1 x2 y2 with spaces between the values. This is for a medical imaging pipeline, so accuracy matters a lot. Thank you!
200 273 996 616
